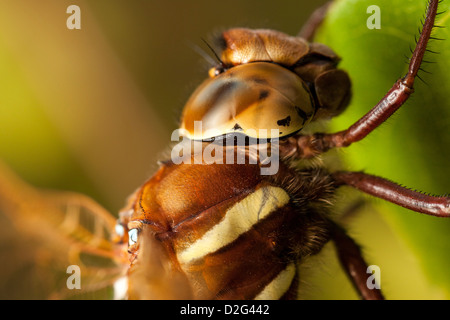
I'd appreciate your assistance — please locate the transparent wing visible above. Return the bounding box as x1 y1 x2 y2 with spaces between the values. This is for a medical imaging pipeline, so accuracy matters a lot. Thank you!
127 227 194 300
0 160 127 299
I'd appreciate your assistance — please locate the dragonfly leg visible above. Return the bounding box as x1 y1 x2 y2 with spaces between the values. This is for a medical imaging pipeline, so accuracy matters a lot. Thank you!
330 222 384 300
332 171 450 217
282 0 440 160
297 1 333 41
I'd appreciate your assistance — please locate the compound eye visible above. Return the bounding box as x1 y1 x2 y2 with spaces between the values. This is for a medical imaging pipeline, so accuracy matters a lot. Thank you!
181 62 315 140
128 228 139 246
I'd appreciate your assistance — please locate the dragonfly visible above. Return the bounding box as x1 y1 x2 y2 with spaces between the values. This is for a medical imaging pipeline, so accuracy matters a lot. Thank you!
0 0 448 300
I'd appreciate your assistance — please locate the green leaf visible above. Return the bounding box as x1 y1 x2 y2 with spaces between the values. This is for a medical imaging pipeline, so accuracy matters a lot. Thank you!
315 0 450 298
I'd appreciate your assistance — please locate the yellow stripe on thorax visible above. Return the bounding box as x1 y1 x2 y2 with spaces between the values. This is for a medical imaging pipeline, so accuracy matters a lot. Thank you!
177 185 290 265
254 263 296 300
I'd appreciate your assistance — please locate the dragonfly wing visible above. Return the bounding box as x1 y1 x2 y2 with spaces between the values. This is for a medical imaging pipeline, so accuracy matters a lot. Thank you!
0 161 127 299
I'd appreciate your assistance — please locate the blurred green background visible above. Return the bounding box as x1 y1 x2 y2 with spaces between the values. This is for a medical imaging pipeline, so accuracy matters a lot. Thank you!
0 0 448 299
310 0 450 300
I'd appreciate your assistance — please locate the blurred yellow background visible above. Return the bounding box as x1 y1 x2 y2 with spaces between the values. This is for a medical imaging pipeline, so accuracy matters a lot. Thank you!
0 0 327 212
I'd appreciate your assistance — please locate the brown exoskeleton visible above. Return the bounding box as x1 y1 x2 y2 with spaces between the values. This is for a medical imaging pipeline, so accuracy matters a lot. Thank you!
0 0 448 301
117 0 449 300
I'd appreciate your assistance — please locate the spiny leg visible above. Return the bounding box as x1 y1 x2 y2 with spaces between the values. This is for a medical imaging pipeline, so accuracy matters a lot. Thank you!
281 0 440 159
331 222 384 300
332 171 450 217
330 169 449 299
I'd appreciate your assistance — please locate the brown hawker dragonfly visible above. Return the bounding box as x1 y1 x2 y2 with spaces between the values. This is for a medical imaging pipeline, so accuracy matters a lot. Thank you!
0 0 449 300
